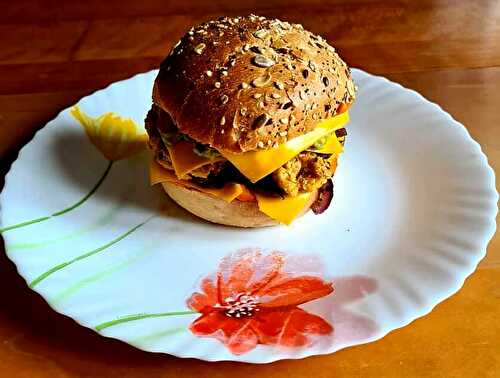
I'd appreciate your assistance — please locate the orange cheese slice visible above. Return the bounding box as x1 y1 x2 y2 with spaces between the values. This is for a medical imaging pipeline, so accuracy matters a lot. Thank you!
255 192 313 225
221 112 349 183
151 161 314 224
167 140 224 179
150 160 243 203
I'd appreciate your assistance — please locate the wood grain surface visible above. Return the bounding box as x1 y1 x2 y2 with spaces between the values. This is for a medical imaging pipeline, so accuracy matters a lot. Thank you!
1 1 499 376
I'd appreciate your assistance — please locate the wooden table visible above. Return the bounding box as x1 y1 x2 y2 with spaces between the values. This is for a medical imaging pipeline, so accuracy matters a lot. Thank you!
1 1 499 376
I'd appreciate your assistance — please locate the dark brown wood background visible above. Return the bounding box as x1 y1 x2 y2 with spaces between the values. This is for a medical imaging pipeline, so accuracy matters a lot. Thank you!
1 1 499 376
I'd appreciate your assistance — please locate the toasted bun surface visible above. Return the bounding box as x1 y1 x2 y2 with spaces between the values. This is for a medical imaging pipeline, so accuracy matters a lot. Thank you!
162 182 317 227
154 15 355 153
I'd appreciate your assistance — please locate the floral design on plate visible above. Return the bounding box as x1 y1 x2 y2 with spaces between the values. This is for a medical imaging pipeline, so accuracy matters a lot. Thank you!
70 105 148 161
187 249 376 354
0 106 148 234
94 248 379 356
187 249 335 354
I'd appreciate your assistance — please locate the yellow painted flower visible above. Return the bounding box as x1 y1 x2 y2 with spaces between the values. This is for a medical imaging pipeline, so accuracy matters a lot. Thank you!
1 106 149 234
70 105 148 161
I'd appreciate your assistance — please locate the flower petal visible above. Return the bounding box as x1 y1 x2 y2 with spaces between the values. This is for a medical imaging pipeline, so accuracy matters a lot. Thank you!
186 277 219 313
70 106 147 161
259 276 333 308
253 308 333 347
225 320 259 355
217 249 285 301
189 311 259 355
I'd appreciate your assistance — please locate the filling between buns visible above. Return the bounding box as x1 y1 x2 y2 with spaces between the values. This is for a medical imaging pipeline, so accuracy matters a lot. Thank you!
146 105 347 224
146 105 346 198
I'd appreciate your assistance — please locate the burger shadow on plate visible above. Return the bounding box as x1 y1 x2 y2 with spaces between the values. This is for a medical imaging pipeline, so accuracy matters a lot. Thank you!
49 128 204 225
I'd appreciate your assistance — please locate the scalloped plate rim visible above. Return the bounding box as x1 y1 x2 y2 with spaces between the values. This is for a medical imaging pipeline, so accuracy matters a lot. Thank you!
0 68 497 364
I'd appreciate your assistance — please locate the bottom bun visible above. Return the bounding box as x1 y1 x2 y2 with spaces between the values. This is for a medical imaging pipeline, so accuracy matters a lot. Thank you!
161 182 316 228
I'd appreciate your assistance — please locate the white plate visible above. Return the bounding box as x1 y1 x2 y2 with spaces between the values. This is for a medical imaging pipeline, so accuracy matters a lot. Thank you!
1 69 497 363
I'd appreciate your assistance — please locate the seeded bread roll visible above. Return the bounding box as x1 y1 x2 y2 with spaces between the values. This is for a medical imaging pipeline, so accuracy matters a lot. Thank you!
162 182 317 227
153 14 355 153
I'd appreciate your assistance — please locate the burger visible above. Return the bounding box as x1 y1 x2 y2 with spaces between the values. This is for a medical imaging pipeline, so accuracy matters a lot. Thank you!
146 15 356 227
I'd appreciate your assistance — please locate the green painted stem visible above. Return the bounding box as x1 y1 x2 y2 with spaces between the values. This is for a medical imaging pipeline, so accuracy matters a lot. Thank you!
0 216 51 232
0 161 113 234
51 160 113 216
95 311 197 331
29 216 153 288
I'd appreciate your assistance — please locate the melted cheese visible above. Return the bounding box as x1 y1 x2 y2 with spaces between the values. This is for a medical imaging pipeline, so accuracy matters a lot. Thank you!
151 161 315 223
255 192 313 225
150 160 243 202
222 112 349 183
168 141 224 179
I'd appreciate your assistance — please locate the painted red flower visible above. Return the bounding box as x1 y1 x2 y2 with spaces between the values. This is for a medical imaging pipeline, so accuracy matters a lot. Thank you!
186 249 334 354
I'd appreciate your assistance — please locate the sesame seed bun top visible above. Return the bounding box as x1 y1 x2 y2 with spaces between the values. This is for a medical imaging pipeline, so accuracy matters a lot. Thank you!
153 14 356 153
